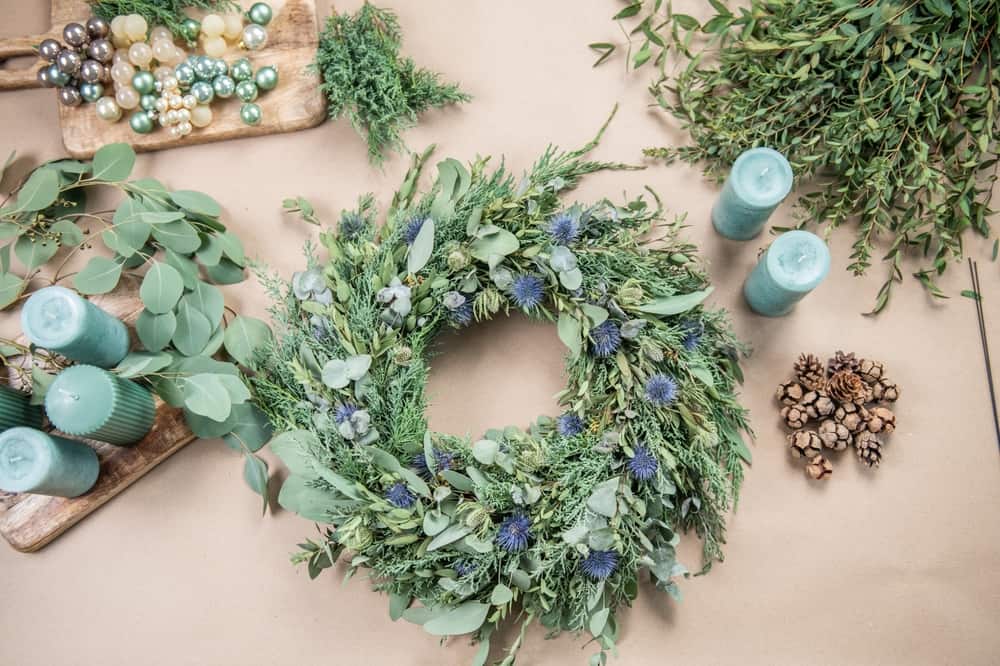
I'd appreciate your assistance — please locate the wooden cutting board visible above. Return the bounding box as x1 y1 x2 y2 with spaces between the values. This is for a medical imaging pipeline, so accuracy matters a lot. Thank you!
0 0 326 157
0 279 197 553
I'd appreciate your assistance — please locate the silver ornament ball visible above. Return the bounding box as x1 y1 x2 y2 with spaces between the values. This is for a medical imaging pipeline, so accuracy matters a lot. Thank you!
86 38 114 63
86 16 110 39
56 49 81 75
62 23 89 48
36 66 54 88
79 59 104 83
241 24 268 51
58 86 82 107
38 39 62 62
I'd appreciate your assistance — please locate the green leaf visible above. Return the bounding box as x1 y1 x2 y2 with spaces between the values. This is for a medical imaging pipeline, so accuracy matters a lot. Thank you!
182 373 232 422
422 510 450 536
216 374 251 404
152 220 201 253
470 228 519 261
407 217 435 274
243 453 269 514
163 247 199 289
14 235 58 271
136 309 176 352
589 608 610 637
636 287 714 315
30 367 55 405
0 273 25 309
91 143 135 181
13 168 59 212
140 262 184 314
223 315 272 367
277 475 335 521
204 258 245 285
427 524 472 551
581 304 608 326
389 593 411 621
613 3 641 19
471 438 499 465
216 232 246 266
50 219 84 246
173 299 212 356
270 429 320 476
559 267 583 290
423 602 490 636
221 403 273 452
195 235 223 266
186 281 224 324
114 351 172 378
557 312 582 359
170 190 222 217
490 584 513 605
587 478 619 517
74 256 122 295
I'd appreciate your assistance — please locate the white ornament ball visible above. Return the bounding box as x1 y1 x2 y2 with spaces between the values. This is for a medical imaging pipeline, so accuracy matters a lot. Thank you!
190 104 212 128
241 24 268 51
95 96 121 122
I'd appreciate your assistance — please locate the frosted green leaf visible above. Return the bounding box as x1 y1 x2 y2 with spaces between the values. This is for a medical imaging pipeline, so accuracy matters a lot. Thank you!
12 168 58 212
637 287 714 315
221 403 273 452
589 608 610 637
140 262 184 314
182 373 232 422
407 217 435 274
136 309 176 352
173 299 212 356
152 220 201 254
14 236 58 271
243 453 269 514
471 439 499 465
470 228 519 261
557 311 582 359
0 273 24 309
587 478 619 517
115 351 172 378
270 430 320 476
186 281 224 325
423 602 490 636
204 258 245 285
170 190 222 217
490 584 513 605
91 143 135 181
74 256 122 295
223 315 272 367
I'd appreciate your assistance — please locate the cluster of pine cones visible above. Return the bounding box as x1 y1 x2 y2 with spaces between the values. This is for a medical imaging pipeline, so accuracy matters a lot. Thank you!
776 351 901 480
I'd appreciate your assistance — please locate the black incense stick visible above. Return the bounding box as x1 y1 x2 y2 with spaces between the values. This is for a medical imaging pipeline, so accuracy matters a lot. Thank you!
969 259 1000 451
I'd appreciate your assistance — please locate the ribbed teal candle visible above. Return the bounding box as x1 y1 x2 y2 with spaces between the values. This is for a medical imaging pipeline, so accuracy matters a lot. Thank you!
44 365 155 446
0 384 44 432
21 286 130 368
0 427 99 497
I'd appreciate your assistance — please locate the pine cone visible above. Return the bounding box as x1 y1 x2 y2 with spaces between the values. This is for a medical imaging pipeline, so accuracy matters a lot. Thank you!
781 404 810 429
827 350 859 375
817 419 851 450
805 454 833 480
834 402 870 433
827 370 870 404
857 359 886 384
775 380 805 406
800 390 835 419
854 431 883 468
794 353 827 390
866 407 896 434
787 430 822 459
871 379 900 402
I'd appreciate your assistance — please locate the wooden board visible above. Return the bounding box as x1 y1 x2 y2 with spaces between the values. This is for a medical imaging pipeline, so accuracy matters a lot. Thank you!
0 279 197 553
0 0 326 157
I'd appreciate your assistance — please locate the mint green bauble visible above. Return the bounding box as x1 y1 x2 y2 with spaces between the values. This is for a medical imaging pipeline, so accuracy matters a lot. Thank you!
230 58 253 82
213 75 236 98
235 79 258 103
79 81 104 103
240 102 262 126
129 110 153 134
132 70 155 95
247 2 273 26
254 65 278 91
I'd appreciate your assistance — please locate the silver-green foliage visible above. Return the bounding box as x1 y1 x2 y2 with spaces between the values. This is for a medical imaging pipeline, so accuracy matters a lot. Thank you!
255 114 751 663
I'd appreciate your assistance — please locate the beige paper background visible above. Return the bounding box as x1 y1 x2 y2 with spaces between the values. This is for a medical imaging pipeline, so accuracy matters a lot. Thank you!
1 1 999 664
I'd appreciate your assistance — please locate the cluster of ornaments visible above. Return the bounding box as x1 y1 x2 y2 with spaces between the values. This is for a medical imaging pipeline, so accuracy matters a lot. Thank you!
35 3 278 137
776 351 901 481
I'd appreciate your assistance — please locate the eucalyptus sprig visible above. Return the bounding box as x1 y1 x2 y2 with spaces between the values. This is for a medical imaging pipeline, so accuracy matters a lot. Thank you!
0 144 275 508
314 1 471 165
641 0 1000 313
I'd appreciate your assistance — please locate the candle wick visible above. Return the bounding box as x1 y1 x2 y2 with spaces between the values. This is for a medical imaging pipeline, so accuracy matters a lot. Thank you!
57 387 80 401
8 456 22 464
759 167 770 178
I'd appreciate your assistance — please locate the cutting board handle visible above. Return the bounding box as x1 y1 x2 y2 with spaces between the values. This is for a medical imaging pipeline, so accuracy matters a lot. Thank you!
0 34 47 91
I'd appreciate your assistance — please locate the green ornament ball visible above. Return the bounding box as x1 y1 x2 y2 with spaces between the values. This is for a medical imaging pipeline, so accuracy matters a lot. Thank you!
139 93 158 111
47 64 70 87
132 70 155 95
190 80 215 104
235 79 258 103
175 62 196 86
230 58 253 82
194 56 216 81
213 58 229 78
180 18 200 42
213 75 236 98
129 110 154 134
247 2 273 26
79 81 104 103
240 102 262 126
254 65 278 91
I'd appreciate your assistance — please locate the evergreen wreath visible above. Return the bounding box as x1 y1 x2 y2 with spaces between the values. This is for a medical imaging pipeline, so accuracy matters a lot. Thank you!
253 111 751 665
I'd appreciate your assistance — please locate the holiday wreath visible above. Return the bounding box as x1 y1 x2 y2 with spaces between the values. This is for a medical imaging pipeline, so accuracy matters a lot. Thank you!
253 112 751 664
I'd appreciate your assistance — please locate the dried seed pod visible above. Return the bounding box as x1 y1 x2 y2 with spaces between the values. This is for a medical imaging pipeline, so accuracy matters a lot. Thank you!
871 379 900 402
827 370 870 403
805 454 833 480
867 406 896 434
781 404 810 430
857 358 886 384
802 391 835 419
818 419 851 450
775 380 805 406
788 430 822 459
833 402 869 433
854 431 883 468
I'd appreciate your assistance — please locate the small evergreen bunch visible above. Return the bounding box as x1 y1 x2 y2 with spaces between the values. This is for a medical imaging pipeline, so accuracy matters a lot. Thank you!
315 2 471 165
90 0 237 37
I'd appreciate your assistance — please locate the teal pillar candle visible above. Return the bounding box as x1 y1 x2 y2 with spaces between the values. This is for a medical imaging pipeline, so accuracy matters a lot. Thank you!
712 147 794 240
0 427 98 497
743 230 831 317
21 286 129 368
0 385 44 432
45 365 155 446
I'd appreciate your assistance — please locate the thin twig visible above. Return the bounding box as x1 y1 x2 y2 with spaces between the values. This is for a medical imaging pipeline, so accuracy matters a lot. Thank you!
969 258 999 451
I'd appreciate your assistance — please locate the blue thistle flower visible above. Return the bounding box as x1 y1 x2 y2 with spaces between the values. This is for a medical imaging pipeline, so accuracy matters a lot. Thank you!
644 373 679 406
339 211 365 239
581 549 619 580
510 274 544 309
496 513 532 552
627 444 658 481
334 403 358 424
411 449 455 480
454 560 476 577
557 413 584 437
547 212 580 245
680 320 703 351
385 482 415 509
401 215 426 245
449 300 473 327
589 320 622 358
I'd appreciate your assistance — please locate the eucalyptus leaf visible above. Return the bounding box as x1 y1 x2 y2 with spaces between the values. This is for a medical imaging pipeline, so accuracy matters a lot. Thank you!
0 273 24 309
471 439 499 465
427 524 471 551
14 236 59 271
114 351 172 378
470 228 519 261
173 299 212 356
74 256 122 295
490 584 513 605
221 403 274 452
559 267 583 290
216 232 246 266
170 190 222 217
637 287 714 316
204 258 245 285
195 235 223 266
422 510 450 536
13 168 58 212
277 475 335 521
136 309 176 352
140 262 184 314
91 143 135 181
557 311 582 359
270 429 320 476
422 602 489 636
243 453 269 514
152 220 201 254
185 281 224 325
223 315 272 367
589 608 610 637
182 373 232 422
407 217 435 274
50 219 84 246
587 478 619 518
